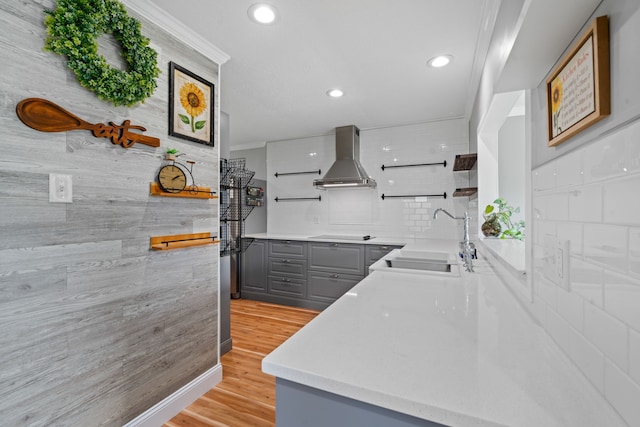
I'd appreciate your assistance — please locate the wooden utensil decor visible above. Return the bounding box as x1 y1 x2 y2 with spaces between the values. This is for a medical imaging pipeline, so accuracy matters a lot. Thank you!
16 98 160 148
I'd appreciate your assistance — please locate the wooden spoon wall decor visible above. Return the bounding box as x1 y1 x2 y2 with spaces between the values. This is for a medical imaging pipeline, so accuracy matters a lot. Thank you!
16 98 160 148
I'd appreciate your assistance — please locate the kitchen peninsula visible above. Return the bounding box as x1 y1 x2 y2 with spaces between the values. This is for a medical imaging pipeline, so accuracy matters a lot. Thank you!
261 240 628 427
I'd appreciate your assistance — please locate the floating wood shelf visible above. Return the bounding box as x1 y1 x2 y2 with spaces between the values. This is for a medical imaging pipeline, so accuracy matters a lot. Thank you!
453 153 477 171
453 187 478 197
150 232 220 250
149 182 218 199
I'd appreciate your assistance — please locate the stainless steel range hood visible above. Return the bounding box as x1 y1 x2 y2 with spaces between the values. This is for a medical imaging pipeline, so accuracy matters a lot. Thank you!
313 125 377 189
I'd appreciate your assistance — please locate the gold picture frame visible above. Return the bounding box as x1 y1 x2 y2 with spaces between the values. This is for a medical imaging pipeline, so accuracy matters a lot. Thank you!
169 62 215 146
546 15 610 147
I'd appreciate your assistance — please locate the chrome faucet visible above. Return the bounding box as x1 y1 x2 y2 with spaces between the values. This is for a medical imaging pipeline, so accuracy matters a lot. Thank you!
433 209 475 272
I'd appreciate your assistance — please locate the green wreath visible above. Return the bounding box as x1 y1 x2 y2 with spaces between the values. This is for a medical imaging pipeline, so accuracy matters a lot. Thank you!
44 0 160 107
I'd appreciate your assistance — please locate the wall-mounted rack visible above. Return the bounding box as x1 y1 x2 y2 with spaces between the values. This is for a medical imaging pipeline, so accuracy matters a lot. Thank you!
149 182 217 199
381 161 446 171
275 169 321 178
150 232 219 251
274 196 322 202
453 187 478 197
381 192 447 200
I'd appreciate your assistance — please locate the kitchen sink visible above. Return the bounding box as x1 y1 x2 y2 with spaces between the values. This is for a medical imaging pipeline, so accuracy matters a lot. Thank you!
384 257 454 272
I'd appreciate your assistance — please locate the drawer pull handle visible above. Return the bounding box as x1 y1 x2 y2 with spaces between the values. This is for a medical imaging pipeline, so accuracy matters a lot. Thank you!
331 274 340 279
282 278 290 283
284 240 291 244
381 246 389 250
282 259 290 263
331 243 339 247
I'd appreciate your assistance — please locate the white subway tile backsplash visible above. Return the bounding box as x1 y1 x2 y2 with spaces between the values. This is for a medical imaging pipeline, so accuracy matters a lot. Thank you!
583 224 629 273
568 326 605 393
584 303 629 372
604 359 640 427
604 175 640 225
568 184 603 223
532 162 556 191
546 193 569 221
545 307 571 354
604 270 640 331
555 151 584 188
583 120 640 184
556 287 584 331
630 329 640 385
557 222 583 256
630 228 640 278
570 258 603 307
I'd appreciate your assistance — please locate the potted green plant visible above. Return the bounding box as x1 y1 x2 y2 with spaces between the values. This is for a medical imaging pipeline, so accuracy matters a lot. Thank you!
482 197 525 240
165 148 178 160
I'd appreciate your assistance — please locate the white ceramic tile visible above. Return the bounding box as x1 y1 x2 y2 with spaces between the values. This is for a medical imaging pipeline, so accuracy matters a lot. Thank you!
556 287 584 331
584 303 629 372
630 329 640 385
545 307 570 354
569 184 603 223
604 359 640 427
555 151 584 188
583 224 629 273
532 162 556 191
604 175 640 225
570 258 603 307
629 228 640 278
604 270 640 331
546 193 569 221
583 120 640 184
568 326 605 393
557 222 583 256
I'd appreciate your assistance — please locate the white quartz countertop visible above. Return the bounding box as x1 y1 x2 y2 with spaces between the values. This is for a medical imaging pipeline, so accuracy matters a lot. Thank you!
262 241 627 427
245 232 447 247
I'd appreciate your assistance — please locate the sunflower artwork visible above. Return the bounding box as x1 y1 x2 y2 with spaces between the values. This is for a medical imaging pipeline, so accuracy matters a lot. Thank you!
550 76 563 137
169 62 215 146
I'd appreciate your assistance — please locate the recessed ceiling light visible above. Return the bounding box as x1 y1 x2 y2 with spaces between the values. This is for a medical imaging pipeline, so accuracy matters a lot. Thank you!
427 55 453 68
326 89 344 98
248 3 278 24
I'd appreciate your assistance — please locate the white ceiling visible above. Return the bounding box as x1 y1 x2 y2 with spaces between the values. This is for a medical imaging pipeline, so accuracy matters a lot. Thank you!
150 0 602 148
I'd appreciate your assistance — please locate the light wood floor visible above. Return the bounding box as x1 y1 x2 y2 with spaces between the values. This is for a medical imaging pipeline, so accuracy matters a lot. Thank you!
164 299 319 427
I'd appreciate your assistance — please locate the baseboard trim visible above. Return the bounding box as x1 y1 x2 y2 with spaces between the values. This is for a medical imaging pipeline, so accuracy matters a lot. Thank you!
123 364 222 427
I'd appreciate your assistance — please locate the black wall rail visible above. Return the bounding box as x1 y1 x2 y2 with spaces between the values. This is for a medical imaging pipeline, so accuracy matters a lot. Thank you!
275 169 321 177
274 196 322 202
381 161 446 171
381 192 447 200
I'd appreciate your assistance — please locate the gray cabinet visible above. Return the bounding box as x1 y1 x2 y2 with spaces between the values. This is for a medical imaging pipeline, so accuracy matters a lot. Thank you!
241 239 268 294
242 239 402 310
308 271 362 304
365 244 403 275
308 242 365 276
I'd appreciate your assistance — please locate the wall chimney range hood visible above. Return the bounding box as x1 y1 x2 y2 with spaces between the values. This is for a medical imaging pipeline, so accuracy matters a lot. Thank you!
313 125 377 189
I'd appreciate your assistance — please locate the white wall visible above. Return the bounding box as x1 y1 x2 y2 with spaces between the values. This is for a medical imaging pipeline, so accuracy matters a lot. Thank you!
529 1 640 425
266 120 474 239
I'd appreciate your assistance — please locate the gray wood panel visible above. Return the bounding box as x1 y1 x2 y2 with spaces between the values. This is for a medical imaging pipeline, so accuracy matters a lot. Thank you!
0 2 220 425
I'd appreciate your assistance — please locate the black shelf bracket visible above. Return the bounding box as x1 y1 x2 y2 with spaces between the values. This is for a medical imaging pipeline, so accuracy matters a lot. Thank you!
275 169 321 178
381 160 446 171
274 196 322 202
381 192 447 200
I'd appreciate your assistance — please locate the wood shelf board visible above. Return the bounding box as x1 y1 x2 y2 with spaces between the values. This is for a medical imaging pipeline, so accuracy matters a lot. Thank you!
453 153 477 171
150 232 220 250
149 182 218 199
453 187 478 197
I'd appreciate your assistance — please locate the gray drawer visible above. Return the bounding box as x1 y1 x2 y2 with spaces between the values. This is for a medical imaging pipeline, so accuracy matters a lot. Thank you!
365 244 403 266
268 276 306 298
269 240 307 259
268 258 307 279
307 271 362 303
308 242 365 275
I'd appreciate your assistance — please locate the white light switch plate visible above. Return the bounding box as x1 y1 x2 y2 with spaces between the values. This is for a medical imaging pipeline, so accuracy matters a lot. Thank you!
49 173 72 203
543 235 570 290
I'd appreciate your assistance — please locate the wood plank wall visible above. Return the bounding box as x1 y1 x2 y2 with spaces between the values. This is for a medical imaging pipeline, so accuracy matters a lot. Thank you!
0 1 220 425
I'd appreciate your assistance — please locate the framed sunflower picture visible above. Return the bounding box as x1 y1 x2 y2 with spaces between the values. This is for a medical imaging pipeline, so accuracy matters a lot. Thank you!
546 15 610 147
169 62 215 146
